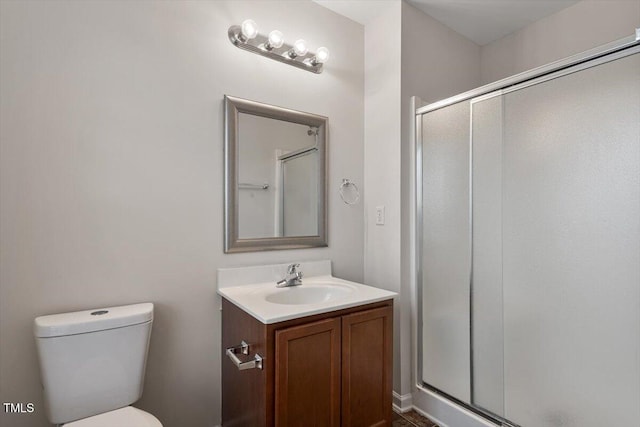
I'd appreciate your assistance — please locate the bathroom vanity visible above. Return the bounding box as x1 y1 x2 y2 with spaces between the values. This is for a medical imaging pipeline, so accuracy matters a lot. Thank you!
218 261 396 427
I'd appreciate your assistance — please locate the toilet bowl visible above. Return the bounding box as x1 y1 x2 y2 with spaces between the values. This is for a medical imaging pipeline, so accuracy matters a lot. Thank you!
34 303 162 426
63 406 161 427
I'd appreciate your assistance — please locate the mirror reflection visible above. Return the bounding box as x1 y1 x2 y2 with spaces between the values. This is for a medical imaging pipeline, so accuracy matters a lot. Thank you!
237 113 319 238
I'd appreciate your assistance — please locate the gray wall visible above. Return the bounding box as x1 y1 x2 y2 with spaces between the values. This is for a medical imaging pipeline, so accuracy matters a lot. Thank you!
0 1 364 426
363 0 481 404
480 0 640 84
363 0 403 396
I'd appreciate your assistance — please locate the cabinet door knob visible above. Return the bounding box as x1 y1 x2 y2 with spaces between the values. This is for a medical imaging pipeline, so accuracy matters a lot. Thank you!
226 340 264 370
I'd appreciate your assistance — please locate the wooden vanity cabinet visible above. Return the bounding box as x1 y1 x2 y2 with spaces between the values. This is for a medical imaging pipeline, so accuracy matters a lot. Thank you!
221 298 393 427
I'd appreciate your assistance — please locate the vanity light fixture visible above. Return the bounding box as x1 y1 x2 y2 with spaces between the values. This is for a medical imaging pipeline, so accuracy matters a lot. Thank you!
265 30 284 51
239 19 258 42
286 39 308 59
228 20 329 74
306 46 330 66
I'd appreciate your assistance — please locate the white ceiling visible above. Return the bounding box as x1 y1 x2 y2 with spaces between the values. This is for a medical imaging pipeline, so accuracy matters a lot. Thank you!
313 0 580 45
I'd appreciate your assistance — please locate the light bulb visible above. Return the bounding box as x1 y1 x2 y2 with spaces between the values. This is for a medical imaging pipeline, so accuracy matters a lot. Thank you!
293 39 308 56
267 30 284 49
241 19 258 40
315 47 330 64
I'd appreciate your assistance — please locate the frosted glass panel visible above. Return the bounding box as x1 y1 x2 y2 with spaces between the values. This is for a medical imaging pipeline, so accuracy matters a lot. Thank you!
282 151 318 236
470 95 504 416
421 101 471 402
501 53 640 426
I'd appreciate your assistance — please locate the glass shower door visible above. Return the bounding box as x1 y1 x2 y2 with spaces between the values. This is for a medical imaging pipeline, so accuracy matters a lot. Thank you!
420 100 472 403
470 93 505 417
500 52 639 427
471 52 640 426
421 46 640 427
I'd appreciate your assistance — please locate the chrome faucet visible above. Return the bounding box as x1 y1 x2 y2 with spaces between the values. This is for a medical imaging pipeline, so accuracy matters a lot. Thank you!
276 263 303 287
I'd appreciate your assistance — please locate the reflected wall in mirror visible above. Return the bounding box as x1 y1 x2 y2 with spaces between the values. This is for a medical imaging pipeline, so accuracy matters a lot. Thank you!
224 95 327 253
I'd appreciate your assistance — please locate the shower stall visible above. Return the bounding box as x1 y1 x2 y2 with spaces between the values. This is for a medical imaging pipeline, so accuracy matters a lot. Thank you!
416 35 639 427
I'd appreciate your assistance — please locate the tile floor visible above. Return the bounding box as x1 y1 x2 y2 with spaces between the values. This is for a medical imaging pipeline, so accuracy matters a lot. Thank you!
392 410 439 427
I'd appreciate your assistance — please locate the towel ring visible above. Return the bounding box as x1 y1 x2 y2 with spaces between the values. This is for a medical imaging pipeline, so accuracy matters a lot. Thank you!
339 179 360 205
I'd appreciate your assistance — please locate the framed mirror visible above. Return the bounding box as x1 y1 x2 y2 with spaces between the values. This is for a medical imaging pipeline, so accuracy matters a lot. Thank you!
224 95 328 253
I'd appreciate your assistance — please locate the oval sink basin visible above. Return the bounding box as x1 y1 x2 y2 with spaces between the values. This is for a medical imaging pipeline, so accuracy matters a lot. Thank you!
265 284 353 305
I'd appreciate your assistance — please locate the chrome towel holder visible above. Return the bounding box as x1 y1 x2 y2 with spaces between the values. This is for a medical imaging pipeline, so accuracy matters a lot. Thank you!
339 179 360 205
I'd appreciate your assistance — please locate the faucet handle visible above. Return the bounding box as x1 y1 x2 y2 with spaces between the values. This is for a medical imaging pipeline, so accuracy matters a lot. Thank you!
287 263 300 274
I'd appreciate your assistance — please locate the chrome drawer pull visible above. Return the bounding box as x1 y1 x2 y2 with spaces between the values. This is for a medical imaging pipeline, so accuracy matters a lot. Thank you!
226 340 263 370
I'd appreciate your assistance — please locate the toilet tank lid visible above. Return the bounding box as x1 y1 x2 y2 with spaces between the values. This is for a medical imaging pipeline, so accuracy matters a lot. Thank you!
34 303 154 338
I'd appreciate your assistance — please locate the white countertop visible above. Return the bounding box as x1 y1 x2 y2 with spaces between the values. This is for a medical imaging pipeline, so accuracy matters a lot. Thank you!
217 261 397 324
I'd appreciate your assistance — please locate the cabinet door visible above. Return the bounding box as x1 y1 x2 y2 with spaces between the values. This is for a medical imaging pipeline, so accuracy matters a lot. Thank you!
275 317 341 427
342 306 393 427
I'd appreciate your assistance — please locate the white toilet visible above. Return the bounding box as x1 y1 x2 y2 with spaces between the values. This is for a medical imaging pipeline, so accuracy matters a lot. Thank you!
34 303 162 426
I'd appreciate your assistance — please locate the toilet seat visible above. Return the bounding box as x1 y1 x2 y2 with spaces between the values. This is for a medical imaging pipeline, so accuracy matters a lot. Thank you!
64 406 162 427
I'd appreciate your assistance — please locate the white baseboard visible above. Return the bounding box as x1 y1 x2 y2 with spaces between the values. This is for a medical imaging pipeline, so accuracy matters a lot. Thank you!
392 391 413 413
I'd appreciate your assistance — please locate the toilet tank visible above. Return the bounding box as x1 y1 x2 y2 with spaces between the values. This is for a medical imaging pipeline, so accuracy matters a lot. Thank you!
34 303 154 424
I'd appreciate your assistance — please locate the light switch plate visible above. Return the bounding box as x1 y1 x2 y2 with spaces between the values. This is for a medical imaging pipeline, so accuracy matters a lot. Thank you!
375 206 385 225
